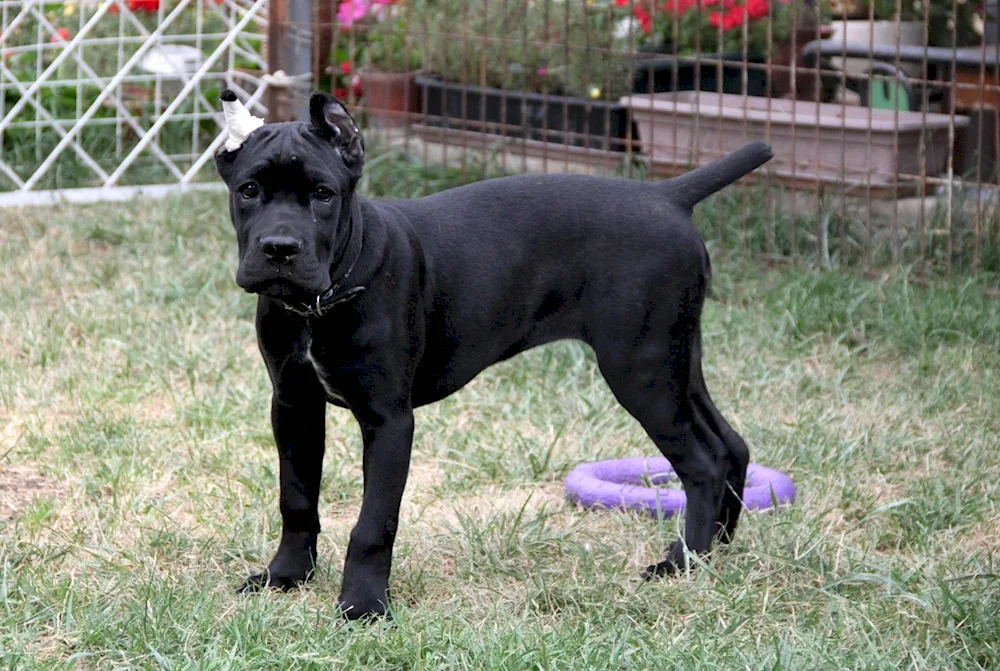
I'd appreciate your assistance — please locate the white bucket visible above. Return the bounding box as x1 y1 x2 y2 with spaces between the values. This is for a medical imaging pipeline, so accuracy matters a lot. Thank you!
828 20 926 77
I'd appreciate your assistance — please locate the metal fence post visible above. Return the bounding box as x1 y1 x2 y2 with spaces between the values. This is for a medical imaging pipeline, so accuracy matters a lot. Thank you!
267 0 312 122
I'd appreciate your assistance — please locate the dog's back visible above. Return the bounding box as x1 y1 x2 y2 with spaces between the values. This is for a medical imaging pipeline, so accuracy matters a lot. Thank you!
384 141 771 271
374 145 769 400
380 142 773 334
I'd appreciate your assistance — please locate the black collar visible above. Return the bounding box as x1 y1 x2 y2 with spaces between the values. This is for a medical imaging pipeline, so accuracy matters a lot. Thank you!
280 196 366 318
280 284 365 317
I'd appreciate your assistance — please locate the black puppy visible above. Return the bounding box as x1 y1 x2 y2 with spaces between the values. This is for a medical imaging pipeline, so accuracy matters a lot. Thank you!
215 89 773 619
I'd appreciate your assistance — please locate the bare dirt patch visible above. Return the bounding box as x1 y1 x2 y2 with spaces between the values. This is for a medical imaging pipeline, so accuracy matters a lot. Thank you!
0 465 66 520
130 394 177 423
964 516 1000 554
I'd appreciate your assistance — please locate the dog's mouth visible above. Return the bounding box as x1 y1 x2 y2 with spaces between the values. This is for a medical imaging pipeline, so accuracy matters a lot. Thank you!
243 280 364 318
242 278 329 307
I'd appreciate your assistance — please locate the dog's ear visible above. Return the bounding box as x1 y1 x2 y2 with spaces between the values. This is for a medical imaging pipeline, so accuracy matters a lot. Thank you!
310 92 364 177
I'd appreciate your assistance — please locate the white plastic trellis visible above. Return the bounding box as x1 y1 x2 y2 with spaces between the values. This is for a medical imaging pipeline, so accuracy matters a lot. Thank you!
0 0 271 206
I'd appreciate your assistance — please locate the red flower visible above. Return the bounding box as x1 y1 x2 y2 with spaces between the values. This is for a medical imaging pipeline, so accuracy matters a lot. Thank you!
746 0 769 18
633 5 652 32
723 7 746 29
108 1 120 13
708 9 735 29
614 0 630 5
339 60 352 75
662 0 696 13
334 87 347 99
710 2 761 31
128 0 160 12
50 27 71 42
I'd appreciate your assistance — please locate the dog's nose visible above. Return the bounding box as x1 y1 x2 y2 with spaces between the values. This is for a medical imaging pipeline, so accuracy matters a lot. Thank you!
259 235 302 263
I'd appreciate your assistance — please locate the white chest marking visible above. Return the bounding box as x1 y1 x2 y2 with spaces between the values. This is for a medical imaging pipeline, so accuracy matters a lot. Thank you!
305 341 347 405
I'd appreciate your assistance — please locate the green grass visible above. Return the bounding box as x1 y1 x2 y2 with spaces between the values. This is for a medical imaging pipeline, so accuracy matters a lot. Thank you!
1 177 999 669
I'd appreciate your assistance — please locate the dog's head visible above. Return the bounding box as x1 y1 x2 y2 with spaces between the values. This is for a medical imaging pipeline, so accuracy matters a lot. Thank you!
214 90 364 305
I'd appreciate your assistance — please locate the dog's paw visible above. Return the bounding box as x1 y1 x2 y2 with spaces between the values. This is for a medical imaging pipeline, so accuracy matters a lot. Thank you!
641 540 695 580
337 588 391 621
641 559 681 581
237 569 312 594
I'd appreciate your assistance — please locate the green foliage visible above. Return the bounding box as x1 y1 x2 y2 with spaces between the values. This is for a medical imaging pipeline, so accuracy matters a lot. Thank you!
867 0 980 46
363 5 427 72
422 0 634 100
870 0 926 21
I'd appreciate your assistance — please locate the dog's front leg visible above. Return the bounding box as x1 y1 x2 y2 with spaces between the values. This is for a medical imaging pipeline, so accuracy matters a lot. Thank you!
338 410 414 620
242 392 326 592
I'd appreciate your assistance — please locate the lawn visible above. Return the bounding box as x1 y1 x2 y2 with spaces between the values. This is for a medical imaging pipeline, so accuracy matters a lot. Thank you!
1 176 999 669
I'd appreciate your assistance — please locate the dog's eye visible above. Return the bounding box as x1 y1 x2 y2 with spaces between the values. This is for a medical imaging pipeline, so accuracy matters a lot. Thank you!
239 183 259 199
314 186 334 202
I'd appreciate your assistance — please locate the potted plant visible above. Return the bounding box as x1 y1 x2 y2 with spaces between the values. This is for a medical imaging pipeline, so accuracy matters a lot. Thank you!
618 0 819 98
328 0 426 124
416 0 638 152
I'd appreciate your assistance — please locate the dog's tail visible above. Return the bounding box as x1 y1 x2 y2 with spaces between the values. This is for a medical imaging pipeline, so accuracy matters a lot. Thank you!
663 141 774 210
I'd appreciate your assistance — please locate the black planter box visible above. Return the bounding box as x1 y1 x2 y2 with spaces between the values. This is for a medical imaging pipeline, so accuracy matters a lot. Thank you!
416 75 637 152
631 52 770 97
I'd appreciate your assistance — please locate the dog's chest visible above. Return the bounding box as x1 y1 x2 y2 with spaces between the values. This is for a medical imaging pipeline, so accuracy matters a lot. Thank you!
304 340 347 405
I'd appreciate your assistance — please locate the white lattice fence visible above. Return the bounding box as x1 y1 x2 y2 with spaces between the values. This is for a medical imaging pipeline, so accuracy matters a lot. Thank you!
0 0 270 205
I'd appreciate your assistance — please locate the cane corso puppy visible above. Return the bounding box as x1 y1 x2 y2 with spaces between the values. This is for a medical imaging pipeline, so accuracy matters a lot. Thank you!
214 89 773 619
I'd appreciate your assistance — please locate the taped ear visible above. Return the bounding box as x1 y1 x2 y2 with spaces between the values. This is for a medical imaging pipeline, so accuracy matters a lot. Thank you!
310 92 364 176
220 89 264 152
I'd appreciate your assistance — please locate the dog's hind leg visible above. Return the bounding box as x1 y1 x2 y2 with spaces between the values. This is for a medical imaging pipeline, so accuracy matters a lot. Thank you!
592 306 727 578
690 331 750 544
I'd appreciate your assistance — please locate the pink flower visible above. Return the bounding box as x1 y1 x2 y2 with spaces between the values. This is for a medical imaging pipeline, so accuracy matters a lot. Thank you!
537 66 548 76
337 0 367 27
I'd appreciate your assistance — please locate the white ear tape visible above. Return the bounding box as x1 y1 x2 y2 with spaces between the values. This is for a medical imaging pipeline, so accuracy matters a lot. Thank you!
222 92 264 151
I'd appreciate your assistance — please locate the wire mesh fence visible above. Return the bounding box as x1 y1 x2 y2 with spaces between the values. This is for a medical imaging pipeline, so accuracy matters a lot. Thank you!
305 0 1000 278
3 0 1000 278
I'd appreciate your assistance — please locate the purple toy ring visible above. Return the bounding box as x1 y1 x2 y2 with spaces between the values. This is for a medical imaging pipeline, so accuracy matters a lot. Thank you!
565 457 795 517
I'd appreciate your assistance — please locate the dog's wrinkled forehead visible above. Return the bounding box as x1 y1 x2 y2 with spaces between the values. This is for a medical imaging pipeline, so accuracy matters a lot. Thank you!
219 122 354 190
215 91 365 190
